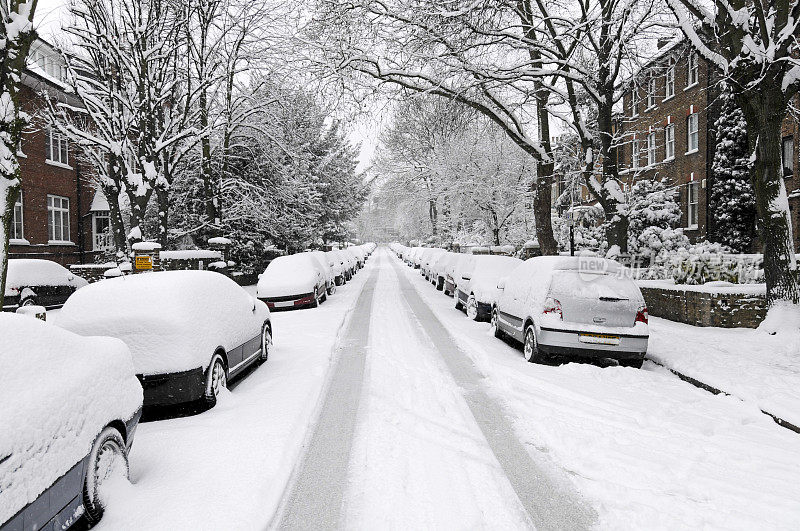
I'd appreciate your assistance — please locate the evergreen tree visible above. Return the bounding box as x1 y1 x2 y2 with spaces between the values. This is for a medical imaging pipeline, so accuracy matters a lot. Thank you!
710 88 757 253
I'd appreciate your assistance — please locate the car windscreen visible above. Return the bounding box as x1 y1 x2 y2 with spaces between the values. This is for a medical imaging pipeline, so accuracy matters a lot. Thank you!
548 270 641 301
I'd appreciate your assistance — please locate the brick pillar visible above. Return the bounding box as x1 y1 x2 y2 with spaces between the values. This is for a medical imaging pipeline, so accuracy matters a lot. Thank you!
131 242 162 273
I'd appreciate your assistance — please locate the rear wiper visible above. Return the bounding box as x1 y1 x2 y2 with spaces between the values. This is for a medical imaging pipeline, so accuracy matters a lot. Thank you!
599 296 629 302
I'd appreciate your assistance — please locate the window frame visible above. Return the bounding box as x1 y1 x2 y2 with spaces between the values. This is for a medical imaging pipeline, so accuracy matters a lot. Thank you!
665 60 675 100
687 53 699 88
47 194 71 243
92 210 112 251
11 190 23 241
647 78 657 109
665 124 675 160
686 113 699 153
45 127 70 167
631 89 638 117
687 181 699 229
782 135 794 177
632 139 640 169
647 132 657 166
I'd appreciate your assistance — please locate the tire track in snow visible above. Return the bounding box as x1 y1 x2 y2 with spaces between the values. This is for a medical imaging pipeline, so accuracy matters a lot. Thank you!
277 254 381 530
388 254 598 531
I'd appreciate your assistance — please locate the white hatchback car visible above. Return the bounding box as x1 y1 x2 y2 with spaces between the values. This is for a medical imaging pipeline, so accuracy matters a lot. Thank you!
491 256 649 368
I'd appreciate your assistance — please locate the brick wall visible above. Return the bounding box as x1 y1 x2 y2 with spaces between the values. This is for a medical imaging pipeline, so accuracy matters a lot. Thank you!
619 41 715 242
640 286 767 328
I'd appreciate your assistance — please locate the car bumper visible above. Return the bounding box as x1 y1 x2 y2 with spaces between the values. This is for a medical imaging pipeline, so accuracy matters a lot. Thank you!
259 293 316 311
538 327 648 360
137 367 206 407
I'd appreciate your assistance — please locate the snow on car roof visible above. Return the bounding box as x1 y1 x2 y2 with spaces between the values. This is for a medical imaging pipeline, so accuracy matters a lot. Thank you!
5 259 77 293
57 270 266 375
0 314 142 525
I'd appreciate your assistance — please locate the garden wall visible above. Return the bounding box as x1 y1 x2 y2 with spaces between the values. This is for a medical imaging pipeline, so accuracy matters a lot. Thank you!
637 280 768 328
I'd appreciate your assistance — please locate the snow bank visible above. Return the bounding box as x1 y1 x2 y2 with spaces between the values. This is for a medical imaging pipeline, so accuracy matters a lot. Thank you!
131 242 162 252
0 314 142 525
4 259 87 296
758 301 800 335
208 237 232 245
57 271 268 375
637 279 766 295
159 249 222 260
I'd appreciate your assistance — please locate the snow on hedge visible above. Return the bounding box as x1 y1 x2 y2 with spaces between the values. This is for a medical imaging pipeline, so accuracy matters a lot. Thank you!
57 271 268 375
0 314 142 525
159 249 222 260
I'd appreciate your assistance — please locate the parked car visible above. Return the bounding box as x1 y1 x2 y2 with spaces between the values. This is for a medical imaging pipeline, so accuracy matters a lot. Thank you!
443 253 475 297
431 252 459 290
341 248 360 276
454 255 523 321
257 253 329 309
59 270 272 409
349 246 366 269
325 250 347 285
420 248 446 281
2 259 88 311
1 313 143 530
307 250 336 295
491 256 649 367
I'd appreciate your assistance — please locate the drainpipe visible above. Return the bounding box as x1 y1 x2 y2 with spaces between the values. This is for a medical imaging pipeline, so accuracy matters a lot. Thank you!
75 164 85 264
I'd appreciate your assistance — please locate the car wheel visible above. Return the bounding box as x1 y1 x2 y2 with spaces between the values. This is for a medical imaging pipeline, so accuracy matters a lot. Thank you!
320 290 328 303
260 323 272 362
523 325 542 363
491 309 505 339
436 277 444 291
204 354 227 406
20 295 37 307
83 426 129 525
327 284 336 295
466 295 479 321
454 292 464 311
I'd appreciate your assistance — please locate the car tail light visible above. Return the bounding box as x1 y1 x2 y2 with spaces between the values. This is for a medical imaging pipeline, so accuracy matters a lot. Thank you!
543 297 562 319
636 306 648 325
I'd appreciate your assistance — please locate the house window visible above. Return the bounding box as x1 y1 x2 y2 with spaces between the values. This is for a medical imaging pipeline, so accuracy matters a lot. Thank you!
665 124 675 159
687 181 699 228
782 136 794 177
687 113 699 152
631 90 638 116
647 132 657 166
47 195 70 242
665 60 675 99
687 53 699 87
93 211 112 250
632 139 639 169
647 78 656 108
46 127 69 165
12 191 23 240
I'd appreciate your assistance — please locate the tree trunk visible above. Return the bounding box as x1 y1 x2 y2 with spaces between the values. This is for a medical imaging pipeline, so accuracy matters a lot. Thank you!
533 87 558 255
126 189 153 246
740 93 799 303
429 198 438 235
0 183 21 309
104 183 128 256
156 187 169 248
597 98 628 253
199 87 218 229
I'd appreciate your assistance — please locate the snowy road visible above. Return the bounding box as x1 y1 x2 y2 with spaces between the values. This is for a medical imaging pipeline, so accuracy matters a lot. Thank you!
54 247 800 530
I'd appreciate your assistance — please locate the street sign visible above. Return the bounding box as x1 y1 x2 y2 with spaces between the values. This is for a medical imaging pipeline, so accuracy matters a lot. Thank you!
135 255 153 270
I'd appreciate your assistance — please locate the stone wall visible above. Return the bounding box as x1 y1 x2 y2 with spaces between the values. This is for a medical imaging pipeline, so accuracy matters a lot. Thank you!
70 263 117 283
640 286 768 328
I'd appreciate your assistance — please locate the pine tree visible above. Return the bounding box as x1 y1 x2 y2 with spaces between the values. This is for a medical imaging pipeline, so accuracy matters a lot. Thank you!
710 88 757 253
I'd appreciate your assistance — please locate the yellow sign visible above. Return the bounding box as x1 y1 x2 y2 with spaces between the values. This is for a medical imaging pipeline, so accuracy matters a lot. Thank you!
135 255 153 270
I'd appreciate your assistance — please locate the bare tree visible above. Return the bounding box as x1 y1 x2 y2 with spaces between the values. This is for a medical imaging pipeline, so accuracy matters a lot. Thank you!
666 0 800 303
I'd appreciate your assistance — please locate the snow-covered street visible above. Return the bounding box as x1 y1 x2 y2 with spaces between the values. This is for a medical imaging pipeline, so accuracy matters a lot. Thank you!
48 247 799 530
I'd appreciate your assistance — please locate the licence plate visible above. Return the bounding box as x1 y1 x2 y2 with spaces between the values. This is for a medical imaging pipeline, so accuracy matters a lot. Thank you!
274 301 294 308
579 333 620 346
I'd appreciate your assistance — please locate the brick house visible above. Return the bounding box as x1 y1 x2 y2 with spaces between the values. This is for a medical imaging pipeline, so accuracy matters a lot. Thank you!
9 39 111 267
617 38 800 251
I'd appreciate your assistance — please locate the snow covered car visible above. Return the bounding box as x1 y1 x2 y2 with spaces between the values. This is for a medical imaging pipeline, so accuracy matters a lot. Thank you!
325 250 347 285
341 248 359 276
257 253 329 309
443 253 475 296
491 256 649 367
420 248 446 281
2 259 88 311
0 313 143 530
431 252 459 290
454 255 522 321
58 270 272 409
307 250 336 295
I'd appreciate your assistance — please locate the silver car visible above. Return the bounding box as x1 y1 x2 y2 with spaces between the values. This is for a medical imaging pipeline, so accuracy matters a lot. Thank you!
491 256 649 367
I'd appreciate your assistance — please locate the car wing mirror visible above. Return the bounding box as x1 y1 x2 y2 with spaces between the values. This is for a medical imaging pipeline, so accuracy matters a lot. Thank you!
67 274 75 281
497 278 506 290
461 275 471 281
250 295 257 312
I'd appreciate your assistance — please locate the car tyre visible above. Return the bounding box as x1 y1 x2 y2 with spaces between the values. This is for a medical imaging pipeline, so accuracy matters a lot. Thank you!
327 284 336 295
20 295 37 307
204 354 227 406
436 277 444 291
491 309 505 339
523 324 542 363
83 426 129 525
259 323 272 362
454 292 464 311
466 295 480 321
619 358 644 369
